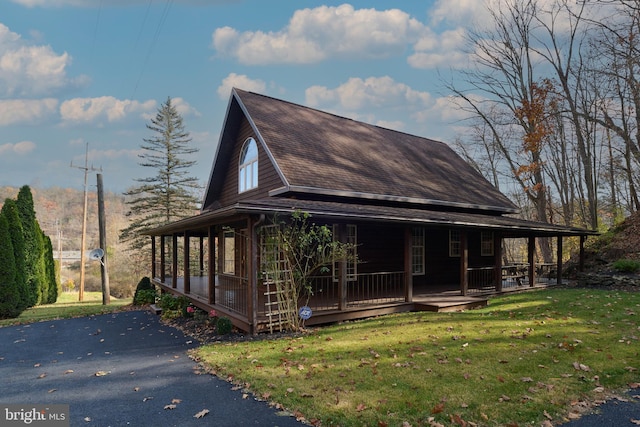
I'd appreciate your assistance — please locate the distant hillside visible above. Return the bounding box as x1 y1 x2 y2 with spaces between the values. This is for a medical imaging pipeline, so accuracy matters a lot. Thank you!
0 186 127 252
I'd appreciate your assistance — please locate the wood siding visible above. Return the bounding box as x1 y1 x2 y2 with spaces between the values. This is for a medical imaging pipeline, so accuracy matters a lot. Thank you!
219 118 284 207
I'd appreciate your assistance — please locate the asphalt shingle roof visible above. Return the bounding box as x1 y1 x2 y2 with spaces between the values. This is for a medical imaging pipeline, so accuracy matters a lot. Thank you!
235 89 518 213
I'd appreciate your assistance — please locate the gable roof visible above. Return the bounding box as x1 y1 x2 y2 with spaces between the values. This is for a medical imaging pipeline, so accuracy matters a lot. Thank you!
203 88 518 214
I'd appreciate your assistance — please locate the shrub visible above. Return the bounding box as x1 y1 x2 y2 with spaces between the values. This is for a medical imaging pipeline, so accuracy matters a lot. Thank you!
612 259 640 273
133 276 156 305
216 316 233 335
134 289 157 305
158 294 190 311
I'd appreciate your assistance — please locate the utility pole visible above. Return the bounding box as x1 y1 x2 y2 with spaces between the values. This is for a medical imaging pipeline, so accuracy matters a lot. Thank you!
71 142 100 302
97 173 110 305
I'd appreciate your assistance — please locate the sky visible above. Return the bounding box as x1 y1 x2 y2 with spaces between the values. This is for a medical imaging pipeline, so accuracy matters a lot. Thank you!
1 0 495 195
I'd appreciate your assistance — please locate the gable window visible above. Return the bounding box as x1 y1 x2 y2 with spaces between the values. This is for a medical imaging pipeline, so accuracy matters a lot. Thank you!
481 231 494 256
449 230 461 257
412 228 425 275
239 137 258 193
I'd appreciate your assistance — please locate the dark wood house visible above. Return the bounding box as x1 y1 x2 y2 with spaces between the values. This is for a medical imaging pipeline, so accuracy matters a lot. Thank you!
145 88 595 334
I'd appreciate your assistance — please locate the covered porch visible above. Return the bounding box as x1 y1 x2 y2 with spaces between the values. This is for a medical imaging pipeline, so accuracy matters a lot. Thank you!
145 200 598 333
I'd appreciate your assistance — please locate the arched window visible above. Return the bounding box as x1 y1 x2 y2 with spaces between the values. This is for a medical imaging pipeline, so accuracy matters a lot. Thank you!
239 137 258 193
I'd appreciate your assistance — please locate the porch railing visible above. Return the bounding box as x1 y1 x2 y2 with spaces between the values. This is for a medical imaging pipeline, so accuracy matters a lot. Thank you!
349 271 405 306
216 274 248 316
304 271 406 312
467 267 497 293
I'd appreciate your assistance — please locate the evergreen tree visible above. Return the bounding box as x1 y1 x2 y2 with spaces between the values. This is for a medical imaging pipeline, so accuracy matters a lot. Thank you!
42 234 58 304
120 97 201 257
1 199 29 310
0 213 21 318
16 185 43 306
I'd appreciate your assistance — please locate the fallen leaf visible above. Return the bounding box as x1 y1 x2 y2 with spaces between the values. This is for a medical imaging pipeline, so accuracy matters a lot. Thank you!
164 404 177 410
520 377 533 382
37 373 47 379
356 403 366 412
431 403 445 414
133 387 140 392
193 409 209 419
171 398 181 404
84 417 91 422
64 369 74 375
94 371 109 377
631 419 640 425
48 389 57 393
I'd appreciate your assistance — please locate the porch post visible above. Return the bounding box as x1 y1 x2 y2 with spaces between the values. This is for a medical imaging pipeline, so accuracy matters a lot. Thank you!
249 216 259 334
172 234 178 289
404 227 413 303
337 224 348 311
199 237 205 277
528 236 535 287
494 233 502 292
151 236 156 279
160 235 166 283
556 236 563 285
208 226 216 305
460 230 468 296
183 232 190 294
579 235 585 272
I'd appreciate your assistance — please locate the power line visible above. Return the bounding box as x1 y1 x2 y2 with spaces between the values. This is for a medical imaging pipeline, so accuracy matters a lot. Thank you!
131 0 175 98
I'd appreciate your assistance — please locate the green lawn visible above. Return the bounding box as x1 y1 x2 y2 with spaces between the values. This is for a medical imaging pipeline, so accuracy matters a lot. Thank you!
194 288 640 426
0 292 132 327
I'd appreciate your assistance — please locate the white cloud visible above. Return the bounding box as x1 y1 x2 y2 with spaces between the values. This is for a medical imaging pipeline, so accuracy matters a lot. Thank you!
212 4 425 65
429 0 490 27
306 76 431 111
217 73 266 99
0 140 36 155
0 98 58 125
0 23 87 97
170 97 201 118
59 96 156 126
408 28 469 69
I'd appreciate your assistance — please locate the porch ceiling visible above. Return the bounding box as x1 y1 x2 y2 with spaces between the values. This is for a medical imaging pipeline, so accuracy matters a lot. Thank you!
143 198 596 238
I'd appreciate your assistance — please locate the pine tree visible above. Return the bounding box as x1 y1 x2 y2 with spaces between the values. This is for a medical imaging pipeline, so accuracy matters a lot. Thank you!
1 199 29 311
16 185 44 306
0 213 21 318
120 97 201 258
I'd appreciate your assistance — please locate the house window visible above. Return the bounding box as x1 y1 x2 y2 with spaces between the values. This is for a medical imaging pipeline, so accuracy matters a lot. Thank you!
239 137 258 193
449 230 461 257
333 224 357 282
412 228 425 275
481 231 494 256
223 230 235 274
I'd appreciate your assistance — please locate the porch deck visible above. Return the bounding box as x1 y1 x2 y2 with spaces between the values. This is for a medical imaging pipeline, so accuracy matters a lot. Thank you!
152 274 561 331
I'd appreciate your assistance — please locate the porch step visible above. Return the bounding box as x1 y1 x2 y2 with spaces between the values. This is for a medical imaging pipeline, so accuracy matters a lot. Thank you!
413 297 487 313
149 304 162 315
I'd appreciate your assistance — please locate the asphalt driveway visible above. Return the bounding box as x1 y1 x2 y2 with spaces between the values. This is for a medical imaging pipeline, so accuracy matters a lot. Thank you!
0 310 305 427
1 309 639 426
